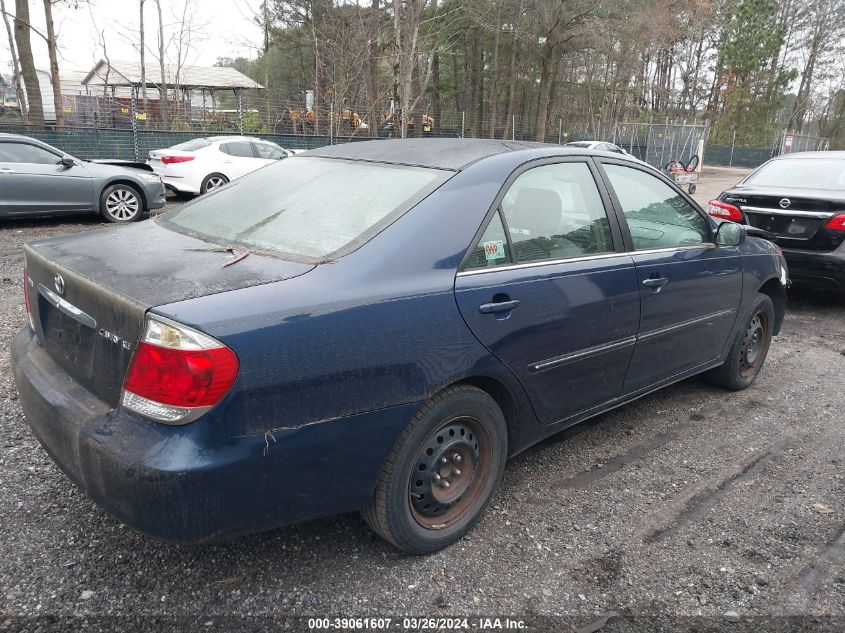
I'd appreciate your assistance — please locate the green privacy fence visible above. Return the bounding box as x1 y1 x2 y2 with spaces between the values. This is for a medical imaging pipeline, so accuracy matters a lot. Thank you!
0 125 365 161
1 122 776 168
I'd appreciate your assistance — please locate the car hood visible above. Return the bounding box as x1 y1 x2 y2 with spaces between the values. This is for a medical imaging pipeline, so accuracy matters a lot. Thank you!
26 219 315 308
80 160 155 178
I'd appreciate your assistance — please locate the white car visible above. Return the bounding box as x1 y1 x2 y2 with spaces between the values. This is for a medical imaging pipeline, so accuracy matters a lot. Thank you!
565 140 629 154
147 136 302 196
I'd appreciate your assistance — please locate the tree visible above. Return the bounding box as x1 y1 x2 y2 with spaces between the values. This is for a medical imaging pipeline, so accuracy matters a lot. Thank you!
42 0 62 126
155 0 167 126
13 0 43 125
0 0 25 118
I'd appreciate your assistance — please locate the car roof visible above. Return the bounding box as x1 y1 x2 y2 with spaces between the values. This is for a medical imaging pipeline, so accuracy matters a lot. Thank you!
306 138 633 170
771 151 845 160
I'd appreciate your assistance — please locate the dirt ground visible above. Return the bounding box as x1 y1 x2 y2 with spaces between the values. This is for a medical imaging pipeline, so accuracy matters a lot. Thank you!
0 167 843 632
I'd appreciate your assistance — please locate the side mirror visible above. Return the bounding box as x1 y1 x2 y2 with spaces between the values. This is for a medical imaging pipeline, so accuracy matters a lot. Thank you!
60 156 76 168
715 221 745 247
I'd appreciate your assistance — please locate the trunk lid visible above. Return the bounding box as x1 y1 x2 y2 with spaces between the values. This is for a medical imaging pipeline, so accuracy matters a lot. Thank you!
24 220 314 407
723 187 845 251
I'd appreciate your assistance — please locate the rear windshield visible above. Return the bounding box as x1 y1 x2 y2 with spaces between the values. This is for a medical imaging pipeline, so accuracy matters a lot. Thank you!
566 142 593 148
160 156 451 261
745 158 845 190
170 138 212 151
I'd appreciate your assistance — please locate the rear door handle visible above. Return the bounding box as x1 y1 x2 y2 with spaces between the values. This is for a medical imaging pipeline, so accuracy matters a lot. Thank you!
479 299 521 314
642 277 669 290
0 168 14 173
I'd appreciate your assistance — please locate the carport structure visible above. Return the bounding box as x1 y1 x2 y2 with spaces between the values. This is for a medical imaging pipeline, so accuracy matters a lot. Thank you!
81 60 265 136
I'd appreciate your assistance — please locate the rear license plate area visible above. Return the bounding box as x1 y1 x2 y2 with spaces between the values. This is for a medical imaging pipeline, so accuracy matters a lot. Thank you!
745 213 821 239
37 295 95 376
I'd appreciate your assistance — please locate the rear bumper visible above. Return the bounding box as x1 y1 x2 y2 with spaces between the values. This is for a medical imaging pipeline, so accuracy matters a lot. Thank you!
11 328 414 542
782 242 845 289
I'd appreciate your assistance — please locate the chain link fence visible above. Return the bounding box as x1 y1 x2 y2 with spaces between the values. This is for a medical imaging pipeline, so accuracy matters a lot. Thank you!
0 91 830 169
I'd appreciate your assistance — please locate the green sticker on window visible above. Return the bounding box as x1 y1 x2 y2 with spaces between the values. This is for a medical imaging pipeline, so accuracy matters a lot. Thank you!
483 240 505 261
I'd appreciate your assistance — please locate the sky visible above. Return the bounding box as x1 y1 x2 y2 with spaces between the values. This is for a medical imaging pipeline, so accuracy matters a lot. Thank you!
0 0 264 77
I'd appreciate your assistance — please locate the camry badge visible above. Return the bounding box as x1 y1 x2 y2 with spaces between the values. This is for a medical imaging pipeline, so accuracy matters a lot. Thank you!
54 274 65 295
779 198 791 209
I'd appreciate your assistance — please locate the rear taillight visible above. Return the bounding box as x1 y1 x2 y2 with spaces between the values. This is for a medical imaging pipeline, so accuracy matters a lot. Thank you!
825 214 845 232
121 317 239 424
160 155 195 165
707 200 743 222
23 268 34 330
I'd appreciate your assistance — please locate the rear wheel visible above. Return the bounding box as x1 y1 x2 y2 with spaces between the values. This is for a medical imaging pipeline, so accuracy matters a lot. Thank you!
201 173 228 194
100 184 143 223
362 385 507 554
706 293 774 390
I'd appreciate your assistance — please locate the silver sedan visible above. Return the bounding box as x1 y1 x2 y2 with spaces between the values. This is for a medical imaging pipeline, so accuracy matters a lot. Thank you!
0 133 166 223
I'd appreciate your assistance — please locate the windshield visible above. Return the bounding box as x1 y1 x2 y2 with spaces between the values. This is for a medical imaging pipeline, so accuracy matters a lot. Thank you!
745 158 845 190
160 156 451 261
170 138 212 151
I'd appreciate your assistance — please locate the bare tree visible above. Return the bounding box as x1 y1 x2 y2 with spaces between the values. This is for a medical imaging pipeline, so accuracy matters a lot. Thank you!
0 0 26 118
155 0 167 126
42 0 62 126
140 0 148 118
13 0 43 124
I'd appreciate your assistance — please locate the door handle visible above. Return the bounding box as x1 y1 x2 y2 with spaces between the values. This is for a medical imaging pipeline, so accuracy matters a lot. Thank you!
642 277 669 290
0 168 14 173
479 299 521 314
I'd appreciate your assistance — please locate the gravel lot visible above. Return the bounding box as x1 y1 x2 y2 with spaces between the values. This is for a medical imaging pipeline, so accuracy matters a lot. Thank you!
1 171 844 631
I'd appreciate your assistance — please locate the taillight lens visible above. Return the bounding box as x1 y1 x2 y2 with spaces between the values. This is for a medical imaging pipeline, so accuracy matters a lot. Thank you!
825 214 845 232
707 200 743 222
121 317 238 424
160 155 195 165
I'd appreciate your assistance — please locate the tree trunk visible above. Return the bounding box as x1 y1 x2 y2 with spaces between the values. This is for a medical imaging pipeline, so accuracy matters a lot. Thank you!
0 0 25 119
42 0 62 126
368 0 380 136
535 47 554 142
502 0 522 140
155 0 167 127
467 26 482 137
487 2 502 138
139 0 148 121
14 0 42 125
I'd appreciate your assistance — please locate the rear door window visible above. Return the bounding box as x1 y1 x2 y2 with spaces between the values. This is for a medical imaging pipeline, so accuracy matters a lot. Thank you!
220 142 255 158
499 162 615 263
604 164 710 250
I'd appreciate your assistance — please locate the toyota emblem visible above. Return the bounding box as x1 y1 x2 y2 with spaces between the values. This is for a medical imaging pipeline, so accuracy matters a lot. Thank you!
779 198 791 209
54 274 65 295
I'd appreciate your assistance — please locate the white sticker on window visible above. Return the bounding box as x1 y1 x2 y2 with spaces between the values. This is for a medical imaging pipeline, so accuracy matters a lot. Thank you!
483 240 505 261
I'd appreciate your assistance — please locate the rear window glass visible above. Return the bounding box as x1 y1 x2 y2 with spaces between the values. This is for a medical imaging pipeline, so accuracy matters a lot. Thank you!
170 138 212 151
160 157 450 261
745 158 845 190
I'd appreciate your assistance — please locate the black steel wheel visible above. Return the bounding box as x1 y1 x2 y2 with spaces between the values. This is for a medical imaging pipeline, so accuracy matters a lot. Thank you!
362 385 507 554
706 293 774 390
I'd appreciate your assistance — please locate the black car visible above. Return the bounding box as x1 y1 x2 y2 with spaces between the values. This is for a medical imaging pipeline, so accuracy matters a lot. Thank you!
707 151 845 295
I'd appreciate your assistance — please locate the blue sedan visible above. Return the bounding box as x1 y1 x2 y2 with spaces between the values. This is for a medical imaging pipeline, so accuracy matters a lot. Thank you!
11 139 788 553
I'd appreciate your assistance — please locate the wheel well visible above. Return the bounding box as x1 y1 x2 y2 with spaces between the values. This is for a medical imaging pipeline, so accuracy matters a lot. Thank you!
104 180 147 210
452 376 519 445
758 277 786 335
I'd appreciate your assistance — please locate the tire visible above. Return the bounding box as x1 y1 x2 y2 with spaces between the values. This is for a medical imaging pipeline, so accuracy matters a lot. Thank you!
688 183 697 194
706 293 774 390
100 184 144 223
201 173 229 194
362 385 508 554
